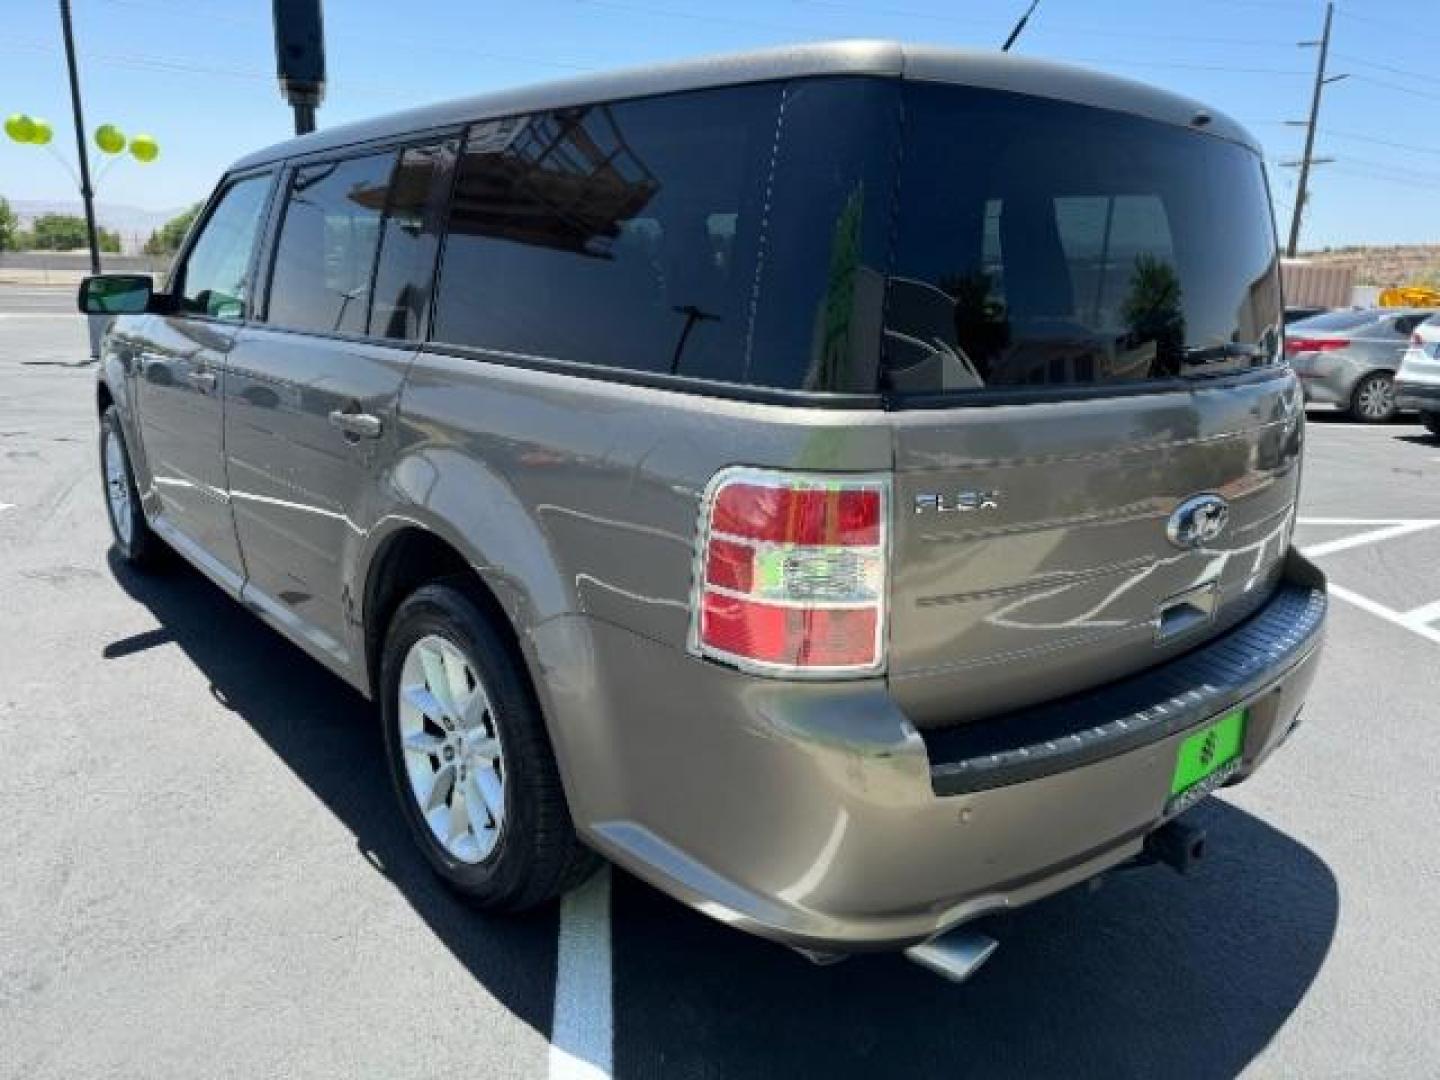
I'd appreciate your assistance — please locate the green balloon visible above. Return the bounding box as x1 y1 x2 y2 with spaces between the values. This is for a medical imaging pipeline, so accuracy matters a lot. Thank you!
29 118 52 146
5 113 36 143
94 123 125 154
129 133 158 163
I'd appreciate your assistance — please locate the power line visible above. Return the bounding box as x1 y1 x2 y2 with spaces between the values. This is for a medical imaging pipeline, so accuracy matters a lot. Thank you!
1351 74 1440 103
1331 51 1434 85
1320 129 1440 158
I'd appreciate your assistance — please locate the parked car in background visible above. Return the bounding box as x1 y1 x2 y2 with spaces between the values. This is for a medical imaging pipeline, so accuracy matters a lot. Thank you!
1285 307 1436 422
1396 313 1440 436
1284 304 1328 325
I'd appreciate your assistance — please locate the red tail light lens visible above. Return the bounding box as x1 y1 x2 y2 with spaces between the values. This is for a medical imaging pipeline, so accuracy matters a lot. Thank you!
1284 336 1346 355
691 469 889 676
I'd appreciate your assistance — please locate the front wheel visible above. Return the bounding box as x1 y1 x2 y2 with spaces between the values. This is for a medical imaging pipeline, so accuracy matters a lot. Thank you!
1421 412 1440 437
1349 372 1396 423
380 581 598 910
99 405 164 568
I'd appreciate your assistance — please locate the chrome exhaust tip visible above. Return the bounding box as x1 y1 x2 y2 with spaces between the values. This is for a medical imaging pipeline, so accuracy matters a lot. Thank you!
904 929 999 984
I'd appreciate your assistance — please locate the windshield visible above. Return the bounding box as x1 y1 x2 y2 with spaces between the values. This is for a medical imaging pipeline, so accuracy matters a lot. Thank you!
884 83 1282 397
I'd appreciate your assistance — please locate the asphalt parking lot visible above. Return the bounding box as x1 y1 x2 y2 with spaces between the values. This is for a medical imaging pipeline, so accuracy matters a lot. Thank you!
2 286 1438 1079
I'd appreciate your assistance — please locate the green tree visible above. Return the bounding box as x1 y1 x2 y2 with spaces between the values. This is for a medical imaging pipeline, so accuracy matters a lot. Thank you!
144 203 200 256
29 213 90 251
24 213 121 253
0 197 17 251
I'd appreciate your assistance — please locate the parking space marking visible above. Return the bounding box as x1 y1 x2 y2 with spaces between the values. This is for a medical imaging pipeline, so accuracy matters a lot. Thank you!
549 866 613 1080
0 502 13 513
1401 598 1440 628
1299 520 1440 558
1327 583 1440 647
1293 517 1440 645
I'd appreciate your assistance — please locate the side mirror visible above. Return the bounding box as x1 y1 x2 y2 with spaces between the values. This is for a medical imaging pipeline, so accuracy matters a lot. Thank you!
77 274 157 315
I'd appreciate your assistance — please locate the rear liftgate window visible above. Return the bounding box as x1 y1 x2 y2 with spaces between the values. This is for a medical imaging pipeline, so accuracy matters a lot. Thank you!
884 83 1283 398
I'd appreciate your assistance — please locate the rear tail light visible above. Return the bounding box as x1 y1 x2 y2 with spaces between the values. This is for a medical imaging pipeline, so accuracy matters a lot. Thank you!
1284 336 1346 355
690 468 889 677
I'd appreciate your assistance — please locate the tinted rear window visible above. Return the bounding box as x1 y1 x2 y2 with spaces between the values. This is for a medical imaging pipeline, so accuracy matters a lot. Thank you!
1291 310 1377 332
429 79 897 391
432 86 779 381
885 83 1281 397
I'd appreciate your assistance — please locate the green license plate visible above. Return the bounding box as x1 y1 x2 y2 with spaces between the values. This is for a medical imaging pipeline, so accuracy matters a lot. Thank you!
1166 707 1246 813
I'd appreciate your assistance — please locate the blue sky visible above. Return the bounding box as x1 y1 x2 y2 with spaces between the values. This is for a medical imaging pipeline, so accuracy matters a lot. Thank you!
3 0 1437 248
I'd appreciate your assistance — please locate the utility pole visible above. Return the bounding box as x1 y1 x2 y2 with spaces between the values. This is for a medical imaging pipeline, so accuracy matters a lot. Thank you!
1002 0 1041 52
1286 1 1348 257
58 0 101 274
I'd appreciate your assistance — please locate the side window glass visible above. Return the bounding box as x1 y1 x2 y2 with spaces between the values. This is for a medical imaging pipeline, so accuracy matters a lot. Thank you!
431 86 780 380
175 174 271 321
267 152 393 335
369 142 453 340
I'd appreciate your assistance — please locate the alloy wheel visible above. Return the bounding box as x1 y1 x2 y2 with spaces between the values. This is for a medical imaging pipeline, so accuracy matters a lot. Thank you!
104 428 133 547
1355 375 1395 421
397 634 507 864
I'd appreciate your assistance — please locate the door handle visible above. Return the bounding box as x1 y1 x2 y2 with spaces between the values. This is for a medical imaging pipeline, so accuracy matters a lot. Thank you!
328 409 383 439
185 369 218 391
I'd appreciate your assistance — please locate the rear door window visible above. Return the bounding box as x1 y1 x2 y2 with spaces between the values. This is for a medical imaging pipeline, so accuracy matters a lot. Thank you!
431 86 782 381
266 152 393 336
885 83 1282 397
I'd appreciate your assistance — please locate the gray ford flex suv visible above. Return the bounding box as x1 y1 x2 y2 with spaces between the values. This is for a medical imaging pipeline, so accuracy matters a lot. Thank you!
83 41 1326 979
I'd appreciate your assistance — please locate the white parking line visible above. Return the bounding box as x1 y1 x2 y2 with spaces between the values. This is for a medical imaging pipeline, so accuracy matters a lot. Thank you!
1300 521 1440 558
1401 597 1440 628
1327 583 1440 647
549 866 613 1080
0 503 13 513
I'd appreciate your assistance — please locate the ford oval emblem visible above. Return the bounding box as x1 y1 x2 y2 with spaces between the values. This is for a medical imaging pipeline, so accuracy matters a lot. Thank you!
1167 494 1230 550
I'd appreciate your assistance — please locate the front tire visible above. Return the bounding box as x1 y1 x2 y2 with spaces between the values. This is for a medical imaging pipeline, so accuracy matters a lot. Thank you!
1349 371 1396 423
1421 412 1440 438
100 405 164 568
380 581 598 910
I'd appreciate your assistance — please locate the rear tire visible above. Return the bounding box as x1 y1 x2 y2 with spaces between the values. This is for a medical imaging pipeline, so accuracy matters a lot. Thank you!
1421 412 1440 438
380 580 599 910
1348 371 1396 423
99 405 165 568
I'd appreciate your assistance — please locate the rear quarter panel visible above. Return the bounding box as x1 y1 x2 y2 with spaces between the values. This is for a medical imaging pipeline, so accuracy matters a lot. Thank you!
388 348 893 647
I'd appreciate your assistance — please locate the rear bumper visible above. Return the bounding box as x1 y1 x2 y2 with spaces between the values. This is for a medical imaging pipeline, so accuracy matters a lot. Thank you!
1394 379 1440 413
534 550 1326 953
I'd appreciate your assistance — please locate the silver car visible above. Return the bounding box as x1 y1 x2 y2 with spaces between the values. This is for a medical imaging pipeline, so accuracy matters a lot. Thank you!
80 41 1325 981
1395 314 1440 436
1286 307 1436 422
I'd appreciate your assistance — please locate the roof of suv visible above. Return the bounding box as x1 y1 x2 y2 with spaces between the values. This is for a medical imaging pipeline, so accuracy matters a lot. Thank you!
229 39 1258 172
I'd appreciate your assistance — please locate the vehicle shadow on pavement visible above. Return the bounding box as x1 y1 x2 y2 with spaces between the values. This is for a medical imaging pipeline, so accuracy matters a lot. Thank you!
105 551 561 1041
611 799 1338 1079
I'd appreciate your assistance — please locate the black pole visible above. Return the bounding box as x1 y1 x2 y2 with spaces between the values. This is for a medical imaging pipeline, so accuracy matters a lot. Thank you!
293 102 316 136
58 0 101 274
1002 0 1041 52
1287 1 1334 258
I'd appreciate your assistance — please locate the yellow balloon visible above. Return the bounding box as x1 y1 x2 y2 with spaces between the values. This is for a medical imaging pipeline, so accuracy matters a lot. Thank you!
94 123 125 154
5 113 36 143
29 118 52 146
129 133 159 163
